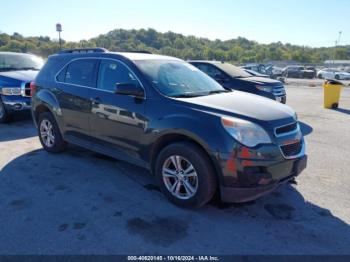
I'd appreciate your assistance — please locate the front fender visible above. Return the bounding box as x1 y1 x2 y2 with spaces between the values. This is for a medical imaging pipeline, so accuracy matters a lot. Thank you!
146 114 231 186
154 114 219 152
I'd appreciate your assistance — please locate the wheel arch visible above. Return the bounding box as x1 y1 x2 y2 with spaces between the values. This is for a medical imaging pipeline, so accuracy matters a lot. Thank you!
149 132 223 185
32 89 61 124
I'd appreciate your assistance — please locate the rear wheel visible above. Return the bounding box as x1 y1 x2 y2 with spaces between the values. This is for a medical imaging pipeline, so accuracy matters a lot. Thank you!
155 142 217 208
38 112 67 153
0 99 10 123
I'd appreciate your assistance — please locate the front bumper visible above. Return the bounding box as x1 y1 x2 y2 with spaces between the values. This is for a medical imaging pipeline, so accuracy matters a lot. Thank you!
1 95 31 112
275 95 287 104
220 155 307 203
258 89 287 104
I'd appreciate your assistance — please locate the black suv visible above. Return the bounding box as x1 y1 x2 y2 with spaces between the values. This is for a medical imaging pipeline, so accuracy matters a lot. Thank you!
189 61 287 104
32 48 307 208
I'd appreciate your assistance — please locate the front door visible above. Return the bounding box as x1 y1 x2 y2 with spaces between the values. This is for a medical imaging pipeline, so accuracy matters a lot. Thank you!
89 59 147 166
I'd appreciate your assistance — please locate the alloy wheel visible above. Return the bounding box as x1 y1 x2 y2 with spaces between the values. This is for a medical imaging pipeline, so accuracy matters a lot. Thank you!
162 155 199 200
40 119 55 148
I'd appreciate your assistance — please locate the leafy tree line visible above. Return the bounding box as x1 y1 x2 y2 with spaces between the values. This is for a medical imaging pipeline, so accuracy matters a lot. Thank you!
0 29 349 64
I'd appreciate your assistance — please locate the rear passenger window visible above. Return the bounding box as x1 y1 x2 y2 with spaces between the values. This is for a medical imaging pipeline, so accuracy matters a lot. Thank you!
64 59 98 87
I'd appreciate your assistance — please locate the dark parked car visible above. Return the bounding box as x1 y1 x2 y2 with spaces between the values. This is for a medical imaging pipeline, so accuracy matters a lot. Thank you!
242 64 267 75
243 68 270 78
189 61 287 104
32 48 307 208
0 52 43 123
282 66 316 79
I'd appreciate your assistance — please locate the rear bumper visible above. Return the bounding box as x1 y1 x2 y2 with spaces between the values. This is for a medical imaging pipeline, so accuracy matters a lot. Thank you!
1 95 31 112
220 155 307 203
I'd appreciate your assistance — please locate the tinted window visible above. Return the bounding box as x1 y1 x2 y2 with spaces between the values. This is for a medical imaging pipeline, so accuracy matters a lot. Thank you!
194 64 224 79
97 60 139 92
57 66 67 82
65 59 98 87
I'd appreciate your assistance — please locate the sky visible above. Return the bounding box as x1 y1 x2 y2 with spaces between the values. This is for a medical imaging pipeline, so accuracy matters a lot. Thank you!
1 0 349 47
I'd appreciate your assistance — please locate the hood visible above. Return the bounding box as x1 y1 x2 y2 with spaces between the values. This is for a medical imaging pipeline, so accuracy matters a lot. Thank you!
238 76 282 86
0 70 38 82
177 91 295 123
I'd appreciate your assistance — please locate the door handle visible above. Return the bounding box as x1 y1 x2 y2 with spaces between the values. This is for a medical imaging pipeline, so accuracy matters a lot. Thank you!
90 97 101 105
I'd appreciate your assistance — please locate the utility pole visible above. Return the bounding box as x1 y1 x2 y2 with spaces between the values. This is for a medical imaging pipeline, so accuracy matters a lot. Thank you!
333 31 342 68
56 23 62 50
338 31 343 45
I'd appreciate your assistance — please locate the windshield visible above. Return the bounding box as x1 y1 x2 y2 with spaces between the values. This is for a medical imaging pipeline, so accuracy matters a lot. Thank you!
0 53 44 72
215 63 252 78
135 60 227 97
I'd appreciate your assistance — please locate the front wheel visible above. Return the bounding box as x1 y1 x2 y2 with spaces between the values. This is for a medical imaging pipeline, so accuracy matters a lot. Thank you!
38 112 67 153
155 142 217 208
0 99 10 123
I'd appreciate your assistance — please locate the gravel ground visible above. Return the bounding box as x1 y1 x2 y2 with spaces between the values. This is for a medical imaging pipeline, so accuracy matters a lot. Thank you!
0 84 349 255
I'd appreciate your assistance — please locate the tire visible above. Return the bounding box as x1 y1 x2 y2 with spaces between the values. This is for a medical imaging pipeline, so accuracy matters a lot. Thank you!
318 74 323 79
335 75 340 80
38 112 67 153
0 99 10 123
155 142 217 208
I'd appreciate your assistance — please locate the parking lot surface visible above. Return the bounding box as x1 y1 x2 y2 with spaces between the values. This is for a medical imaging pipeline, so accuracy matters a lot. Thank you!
0 83 349 255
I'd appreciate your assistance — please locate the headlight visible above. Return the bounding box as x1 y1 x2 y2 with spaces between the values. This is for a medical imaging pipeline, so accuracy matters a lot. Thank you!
221 116 272 147
1 87 21 96
255 85 273 92
293 113 298 121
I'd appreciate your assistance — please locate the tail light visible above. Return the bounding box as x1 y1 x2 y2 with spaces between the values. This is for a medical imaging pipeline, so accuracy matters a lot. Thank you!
30 81 37 96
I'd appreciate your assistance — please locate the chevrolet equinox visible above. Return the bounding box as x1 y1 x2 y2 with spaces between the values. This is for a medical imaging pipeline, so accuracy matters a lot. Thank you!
31 48 307 208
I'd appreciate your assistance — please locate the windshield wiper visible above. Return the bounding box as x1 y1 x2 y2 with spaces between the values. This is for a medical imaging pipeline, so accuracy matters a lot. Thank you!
208 90 231 95
171 92 207 98
16 67 40 71
0 67 19 72
0 67 39 72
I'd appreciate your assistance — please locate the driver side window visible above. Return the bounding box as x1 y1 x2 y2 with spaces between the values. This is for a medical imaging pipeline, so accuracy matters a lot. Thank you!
97 60 139 92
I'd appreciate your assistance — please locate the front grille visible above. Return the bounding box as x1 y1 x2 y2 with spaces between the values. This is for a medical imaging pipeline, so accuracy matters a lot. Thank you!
21 82 31 97
275 122 298 136
280 141 302 158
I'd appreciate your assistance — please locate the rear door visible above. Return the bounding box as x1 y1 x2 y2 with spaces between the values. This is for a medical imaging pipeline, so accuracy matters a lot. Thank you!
55 58 99 142
88 59 147 166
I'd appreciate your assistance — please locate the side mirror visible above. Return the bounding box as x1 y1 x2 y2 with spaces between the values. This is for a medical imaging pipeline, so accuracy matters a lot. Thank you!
115 83 144 98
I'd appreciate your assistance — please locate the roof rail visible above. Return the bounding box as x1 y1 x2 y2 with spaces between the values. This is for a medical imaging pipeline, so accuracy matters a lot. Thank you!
58 48 108 54
123 50 152 54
